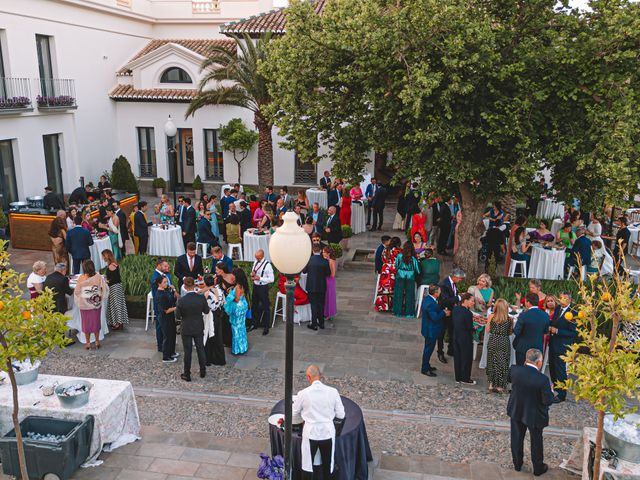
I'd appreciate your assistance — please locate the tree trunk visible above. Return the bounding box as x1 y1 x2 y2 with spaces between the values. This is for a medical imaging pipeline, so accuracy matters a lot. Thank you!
501 193 518 221
236 160 242 184
254 112 273 191
593 409 605 480
454 182 486 280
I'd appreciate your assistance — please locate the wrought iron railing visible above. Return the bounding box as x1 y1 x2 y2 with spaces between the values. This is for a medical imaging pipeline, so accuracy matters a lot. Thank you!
140 163 157 178
0 78 32 109
35 78 77 108
295 167 317 185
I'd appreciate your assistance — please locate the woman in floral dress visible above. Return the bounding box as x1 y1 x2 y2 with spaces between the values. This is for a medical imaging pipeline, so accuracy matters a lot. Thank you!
375 236 402 311
224 284 249 355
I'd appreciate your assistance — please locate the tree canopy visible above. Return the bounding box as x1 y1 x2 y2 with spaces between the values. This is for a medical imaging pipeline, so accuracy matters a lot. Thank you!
262 0 639 273
219 118 259 183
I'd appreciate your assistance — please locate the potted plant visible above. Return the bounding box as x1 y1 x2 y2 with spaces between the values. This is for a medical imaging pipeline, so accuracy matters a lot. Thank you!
340 224 353 251
0 242 70 479
152 178 166 198
192 175 203 200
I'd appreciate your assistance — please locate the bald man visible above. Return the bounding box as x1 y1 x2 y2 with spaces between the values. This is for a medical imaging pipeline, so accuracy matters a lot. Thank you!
250 249 274 335
292 365 345 479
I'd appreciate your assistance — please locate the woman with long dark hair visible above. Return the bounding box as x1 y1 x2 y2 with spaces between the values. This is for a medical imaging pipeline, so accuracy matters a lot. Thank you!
49 216 69 267
101 249 128 330
154 275 177 362
393 241 420 317
375 236 402 311
323 246 338 320
202 275 227 366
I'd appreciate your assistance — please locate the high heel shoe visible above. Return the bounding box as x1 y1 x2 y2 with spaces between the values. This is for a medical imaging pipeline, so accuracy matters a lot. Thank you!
84 344 91 350
95 342 101 349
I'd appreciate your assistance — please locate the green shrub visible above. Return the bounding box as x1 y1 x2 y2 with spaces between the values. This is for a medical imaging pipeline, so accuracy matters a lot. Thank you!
341 224 353 238
0 211 7 229
152 178 166 189
111 155 139 194
193 175 203 190
329 243 343 258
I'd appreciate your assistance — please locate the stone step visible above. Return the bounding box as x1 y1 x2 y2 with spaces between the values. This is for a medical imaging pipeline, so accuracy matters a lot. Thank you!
343 261 375 271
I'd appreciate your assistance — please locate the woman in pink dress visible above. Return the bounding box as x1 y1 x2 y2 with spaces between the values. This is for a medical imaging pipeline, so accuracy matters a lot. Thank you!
339 189 352 226
74 259 109 350
323 246 338 320
350 185 363 202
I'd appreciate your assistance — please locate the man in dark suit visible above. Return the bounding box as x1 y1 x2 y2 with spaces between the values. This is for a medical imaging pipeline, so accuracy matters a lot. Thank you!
371 183 387 231
294 204 306 226
211 246 233 273
181 197 196 248
437 268 465 363
365 178 378 226
507 348 554 476
549 292 577 403
452 293 476 384
43 263 73 313
263 186 276 208
420 284 446 377
175 277 210 382
304 245 330 330
114 201 129 256
68 184 91 205
513 293 551 365
65 216 94 274
43 186 65 211
375 235 391 274
134 201 152 254
430 196 442 246
174 242 204 289
404 183 421 226
309 203 327 234
319 171 331 190
327 184 341 217
197 209 217 250
324 206 342 244
238 201 253 238
280 186 294 210
150 258 175 352
175 196 185 229
569 227 592 270
437 199 452 255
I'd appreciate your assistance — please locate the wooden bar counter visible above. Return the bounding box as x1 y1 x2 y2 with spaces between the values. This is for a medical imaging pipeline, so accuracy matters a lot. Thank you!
9 193 138 251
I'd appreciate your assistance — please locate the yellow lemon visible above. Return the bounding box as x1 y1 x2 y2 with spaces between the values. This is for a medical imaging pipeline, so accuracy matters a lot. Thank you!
578 310 586 319
564 311 574 321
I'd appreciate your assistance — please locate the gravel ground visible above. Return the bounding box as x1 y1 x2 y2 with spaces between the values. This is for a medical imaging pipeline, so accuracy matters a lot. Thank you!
42 351 596 430
136 395 576 469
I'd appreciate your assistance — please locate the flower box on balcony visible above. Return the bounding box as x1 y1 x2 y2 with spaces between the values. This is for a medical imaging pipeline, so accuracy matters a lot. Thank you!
36 95 76 108
0 96 31 109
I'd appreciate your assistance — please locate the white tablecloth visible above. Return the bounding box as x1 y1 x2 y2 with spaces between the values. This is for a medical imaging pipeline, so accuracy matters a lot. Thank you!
350 203 366 234
0 374 141 466
627 225 640 254
551 218 564 237
529 246 566 280
66 276 109 344
149 225 185 257
306 189 328 210
243 230 270 261
69 236 111 272
536 199 564 220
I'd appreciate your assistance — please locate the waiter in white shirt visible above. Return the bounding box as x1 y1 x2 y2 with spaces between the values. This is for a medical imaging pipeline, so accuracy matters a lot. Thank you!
250 249 274 335
293 365 345 480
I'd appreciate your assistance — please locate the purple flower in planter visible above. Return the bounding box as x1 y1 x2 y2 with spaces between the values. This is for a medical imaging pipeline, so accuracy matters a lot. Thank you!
37 94 76 107
257 453 285 480
0 96 31 108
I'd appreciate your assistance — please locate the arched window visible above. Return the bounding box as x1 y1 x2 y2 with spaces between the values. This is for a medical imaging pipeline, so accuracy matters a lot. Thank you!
160 67 192 84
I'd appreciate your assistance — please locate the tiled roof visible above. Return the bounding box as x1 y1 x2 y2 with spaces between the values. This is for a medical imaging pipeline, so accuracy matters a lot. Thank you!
109 84 197 102
116 39 235 76
221 0 325 36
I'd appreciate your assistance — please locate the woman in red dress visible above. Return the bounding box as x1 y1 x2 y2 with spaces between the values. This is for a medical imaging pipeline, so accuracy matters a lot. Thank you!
410 209 427 242
375 237 402 311
339 188 352 226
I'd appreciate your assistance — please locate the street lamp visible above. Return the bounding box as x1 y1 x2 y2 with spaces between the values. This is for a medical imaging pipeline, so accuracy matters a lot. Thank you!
164 115 178 207
268 211 312 480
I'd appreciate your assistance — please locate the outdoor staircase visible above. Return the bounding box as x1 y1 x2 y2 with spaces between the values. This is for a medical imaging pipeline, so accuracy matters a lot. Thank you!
342 248 376 272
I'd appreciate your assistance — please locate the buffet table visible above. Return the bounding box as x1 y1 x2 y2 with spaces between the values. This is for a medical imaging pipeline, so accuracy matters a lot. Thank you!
243 229 271 261
350 203 366 234
148 225 185 257
269 396 372 480
306 189 328 210
0 374 141 466
8 193 138 251
529 245 566 280
536 199 564 220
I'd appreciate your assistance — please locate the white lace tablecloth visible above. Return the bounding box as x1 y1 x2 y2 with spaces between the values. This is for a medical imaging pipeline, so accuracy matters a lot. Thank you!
0 374 141 467
66 275 109 344
306 189 328 210
536 199 564 220
149 225 185 257
529 246 566 280
69 236 111 272
243 230 270 261
350 203 366 234
560 427 640 479
551 218 564 237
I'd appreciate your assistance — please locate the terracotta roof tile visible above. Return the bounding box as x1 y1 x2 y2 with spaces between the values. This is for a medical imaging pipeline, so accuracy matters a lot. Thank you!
109 84 197 102
221 0 325 36
116 39 235 76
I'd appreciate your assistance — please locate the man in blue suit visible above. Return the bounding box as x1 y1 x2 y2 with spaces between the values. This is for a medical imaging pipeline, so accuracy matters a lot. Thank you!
507 349 554 476
365 178 377 226
374 235 390 274
210 246 233 273
569 227 592 270
197 210 217 250
150 258 175 352
65 215 94 275
420 284 447 377
513 293 550 365
549 292 577 403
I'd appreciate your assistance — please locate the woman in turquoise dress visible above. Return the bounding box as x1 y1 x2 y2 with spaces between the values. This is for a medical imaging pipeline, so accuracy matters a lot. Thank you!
208 196 220 240
467 273 494 342
224 285 248 355
105 208 122 260
393 241 420 318
156 194 174 223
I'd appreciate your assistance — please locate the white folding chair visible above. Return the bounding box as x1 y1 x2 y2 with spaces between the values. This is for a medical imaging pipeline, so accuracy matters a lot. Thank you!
196 242 210 259
145 291 155 331
272 292 287 327
472 340 479 361
227 243 243 261
566 265 586 281
415 284 429 318
508 260 527 278
373 274 381 305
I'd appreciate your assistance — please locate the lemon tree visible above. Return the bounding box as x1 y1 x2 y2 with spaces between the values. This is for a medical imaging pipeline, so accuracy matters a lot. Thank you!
0 242 70 479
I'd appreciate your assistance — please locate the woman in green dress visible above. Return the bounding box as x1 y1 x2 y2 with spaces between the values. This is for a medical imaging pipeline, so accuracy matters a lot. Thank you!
467 273 494 343
556 222 576 260
393 241 420 318
419 247 440 286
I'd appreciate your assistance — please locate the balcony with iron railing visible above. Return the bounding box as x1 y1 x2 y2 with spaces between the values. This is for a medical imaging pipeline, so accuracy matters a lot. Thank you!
35 78 77 110
0 78 33 113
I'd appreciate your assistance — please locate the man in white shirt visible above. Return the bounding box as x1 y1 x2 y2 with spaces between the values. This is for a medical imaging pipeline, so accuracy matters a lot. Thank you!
293 365 345 479
250 249 274 335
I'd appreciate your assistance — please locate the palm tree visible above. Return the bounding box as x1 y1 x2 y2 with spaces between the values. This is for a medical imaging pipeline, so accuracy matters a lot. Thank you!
186 33 273 189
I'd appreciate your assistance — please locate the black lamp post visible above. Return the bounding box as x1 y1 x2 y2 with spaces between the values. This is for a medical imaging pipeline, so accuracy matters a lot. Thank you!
268 211 312 479
164 115 178 207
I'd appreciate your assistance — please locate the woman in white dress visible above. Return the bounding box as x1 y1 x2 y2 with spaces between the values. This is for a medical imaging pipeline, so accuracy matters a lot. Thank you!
105 207 123 260
27 261 47 299
586 212 602 245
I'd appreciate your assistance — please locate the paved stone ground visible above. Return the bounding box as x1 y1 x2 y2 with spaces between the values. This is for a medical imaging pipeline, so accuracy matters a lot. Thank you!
3 203 587 479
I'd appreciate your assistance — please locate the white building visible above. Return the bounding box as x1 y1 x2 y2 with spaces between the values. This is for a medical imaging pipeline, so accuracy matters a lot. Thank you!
0 0 367 209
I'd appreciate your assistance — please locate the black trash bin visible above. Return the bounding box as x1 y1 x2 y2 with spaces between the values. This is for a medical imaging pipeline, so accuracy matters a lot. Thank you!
0 415 94 480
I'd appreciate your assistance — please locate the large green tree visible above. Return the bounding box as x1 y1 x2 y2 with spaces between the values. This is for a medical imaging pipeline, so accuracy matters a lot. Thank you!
262 0 639 276
187 33 274 189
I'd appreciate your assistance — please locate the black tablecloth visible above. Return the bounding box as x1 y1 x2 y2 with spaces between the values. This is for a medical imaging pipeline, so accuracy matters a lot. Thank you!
269 396 372 480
